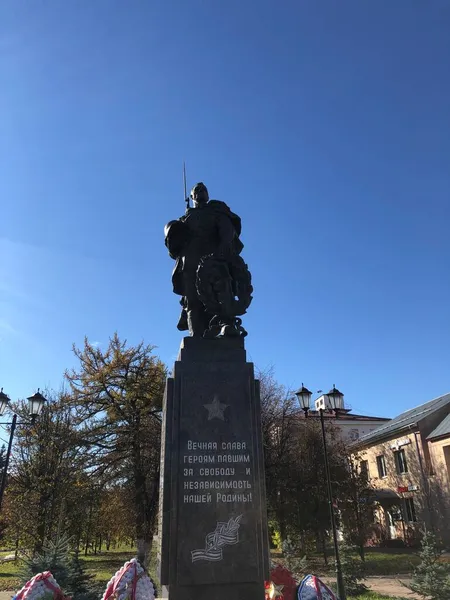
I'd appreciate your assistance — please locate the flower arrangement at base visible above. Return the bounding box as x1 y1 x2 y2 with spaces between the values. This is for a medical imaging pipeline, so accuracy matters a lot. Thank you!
101 559 155 600
297 574 337 600
265 564 298 600
13 571 69 600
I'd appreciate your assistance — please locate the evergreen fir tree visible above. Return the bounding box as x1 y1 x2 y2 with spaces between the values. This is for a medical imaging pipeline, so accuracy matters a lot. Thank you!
281 536 308 581
19 534 100 600
337 541 368 597
67 553 101 600
407 531 450 600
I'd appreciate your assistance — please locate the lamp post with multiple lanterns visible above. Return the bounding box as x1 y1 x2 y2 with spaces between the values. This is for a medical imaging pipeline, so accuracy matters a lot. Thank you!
295 384 347 600
0 388 46 511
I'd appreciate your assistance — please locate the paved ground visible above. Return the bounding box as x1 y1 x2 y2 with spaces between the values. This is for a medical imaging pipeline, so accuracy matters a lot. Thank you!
323 576 420 599
365 577 419 599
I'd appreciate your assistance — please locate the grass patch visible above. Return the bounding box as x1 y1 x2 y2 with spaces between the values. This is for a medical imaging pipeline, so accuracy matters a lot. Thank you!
0 558 21 592
0 546 160 593
288 548 421 577
81 551 136 585
363 550 420 576
80 547 160 592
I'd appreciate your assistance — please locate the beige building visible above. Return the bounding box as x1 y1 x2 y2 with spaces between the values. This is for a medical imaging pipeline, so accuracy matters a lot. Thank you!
296 393 389 442
427 414 450 538
354 393 450 547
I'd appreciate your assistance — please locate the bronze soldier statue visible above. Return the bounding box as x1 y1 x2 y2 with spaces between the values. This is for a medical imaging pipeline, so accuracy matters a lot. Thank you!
164 182 253 338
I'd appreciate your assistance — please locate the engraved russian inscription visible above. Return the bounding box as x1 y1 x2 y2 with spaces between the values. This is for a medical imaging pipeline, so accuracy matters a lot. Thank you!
182 438 254 505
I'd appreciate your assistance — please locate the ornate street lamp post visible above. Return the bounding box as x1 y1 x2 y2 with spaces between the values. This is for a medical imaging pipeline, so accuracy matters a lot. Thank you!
295 384 347 600
0 388 46 511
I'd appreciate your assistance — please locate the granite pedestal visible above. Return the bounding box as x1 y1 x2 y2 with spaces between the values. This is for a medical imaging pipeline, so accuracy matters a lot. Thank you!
158 337 269 600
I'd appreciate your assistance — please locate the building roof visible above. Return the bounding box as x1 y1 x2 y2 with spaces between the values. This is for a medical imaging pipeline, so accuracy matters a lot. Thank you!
356 393 450 447
294 409 389 422
428 413 450 441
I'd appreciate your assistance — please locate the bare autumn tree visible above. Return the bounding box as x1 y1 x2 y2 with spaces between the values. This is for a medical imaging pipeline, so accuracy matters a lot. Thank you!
4 391 88 553
257 367 298 542
339 454 376 561
65 334 167 567
268 413 356 561
96 485 136 551
258 368 367 561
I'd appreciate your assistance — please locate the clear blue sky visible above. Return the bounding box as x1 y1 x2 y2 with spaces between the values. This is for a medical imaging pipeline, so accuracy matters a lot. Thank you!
1 1 450 420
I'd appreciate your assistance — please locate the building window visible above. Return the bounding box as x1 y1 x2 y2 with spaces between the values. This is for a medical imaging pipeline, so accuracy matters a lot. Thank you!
404 498 417 522
390 505 403 522
376 455 387 478
394 449 408 474
360 460 369 480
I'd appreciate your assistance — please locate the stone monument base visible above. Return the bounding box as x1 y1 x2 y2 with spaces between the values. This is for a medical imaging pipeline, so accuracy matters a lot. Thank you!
166 582 264 600
158 337 269 600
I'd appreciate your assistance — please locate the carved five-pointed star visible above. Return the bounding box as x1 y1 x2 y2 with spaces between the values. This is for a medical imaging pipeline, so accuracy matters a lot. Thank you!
271 583 284 599
203 395 229 421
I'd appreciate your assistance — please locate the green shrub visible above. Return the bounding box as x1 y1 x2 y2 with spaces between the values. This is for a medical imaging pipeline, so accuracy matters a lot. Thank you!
18 535 100 600
281 536 308 581
338 541 368 597
270 527 282 550
406 531 450 600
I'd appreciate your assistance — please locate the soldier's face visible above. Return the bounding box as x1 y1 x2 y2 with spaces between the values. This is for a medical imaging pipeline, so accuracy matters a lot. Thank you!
192 185 209 208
